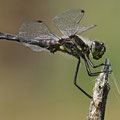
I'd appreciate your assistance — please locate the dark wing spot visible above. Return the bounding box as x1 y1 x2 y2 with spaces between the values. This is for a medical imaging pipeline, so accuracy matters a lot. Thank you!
37 20 43 23
81 10 85 13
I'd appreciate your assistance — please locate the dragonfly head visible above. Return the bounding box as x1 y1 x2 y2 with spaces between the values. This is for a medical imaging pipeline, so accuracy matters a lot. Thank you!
90 40 106 60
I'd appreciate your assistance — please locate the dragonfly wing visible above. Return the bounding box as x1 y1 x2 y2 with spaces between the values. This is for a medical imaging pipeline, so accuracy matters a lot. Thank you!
18 21 59 51
77 25 96 34
52 9 85 37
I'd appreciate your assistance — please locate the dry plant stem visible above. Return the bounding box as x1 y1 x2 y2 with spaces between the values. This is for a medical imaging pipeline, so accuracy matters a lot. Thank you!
88 58 110 120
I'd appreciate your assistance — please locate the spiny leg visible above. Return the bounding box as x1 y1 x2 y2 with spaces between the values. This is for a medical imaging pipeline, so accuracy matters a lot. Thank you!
74 58 92 99
86 55 104 68
84 58 102 76
86 55 112 74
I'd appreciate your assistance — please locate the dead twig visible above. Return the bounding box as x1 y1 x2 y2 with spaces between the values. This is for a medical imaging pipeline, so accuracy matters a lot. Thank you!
88 58 110 120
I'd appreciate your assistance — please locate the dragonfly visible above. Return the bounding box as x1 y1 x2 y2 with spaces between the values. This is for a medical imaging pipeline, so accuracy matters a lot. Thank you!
0 9 106 99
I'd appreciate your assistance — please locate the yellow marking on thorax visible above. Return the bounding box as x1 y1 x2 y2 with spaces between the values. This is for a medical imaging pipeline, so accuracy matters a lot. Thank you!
60 45 64 50
60 45 72 53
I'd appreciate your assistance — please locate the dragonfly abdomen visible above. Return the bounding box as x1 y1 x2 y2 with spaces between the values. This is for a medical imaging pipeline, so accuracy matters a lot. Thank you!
39 39 59 46
0 32 20 42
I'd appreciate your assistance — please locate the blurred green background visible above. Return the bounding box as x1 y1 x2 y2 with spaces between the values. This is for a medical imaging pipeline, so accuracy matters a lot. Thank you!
0 0 120 120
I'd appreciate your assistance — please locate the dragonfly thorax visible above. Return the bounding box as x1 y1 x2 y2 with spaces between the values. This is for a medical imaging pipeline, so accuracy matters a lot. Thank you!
58 35 90 59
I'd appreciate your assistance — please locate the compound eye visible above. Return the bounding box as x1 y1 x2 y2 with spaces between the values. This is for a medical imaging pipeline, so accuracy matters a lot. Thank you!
91 40 106 60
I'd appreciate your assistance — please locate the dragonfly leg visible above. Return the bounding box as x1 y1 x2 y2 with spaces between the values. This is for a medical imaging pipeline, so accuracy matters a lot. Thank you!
84 58 103 76
74 58 92 99
86 55 104 68
86 55 112 74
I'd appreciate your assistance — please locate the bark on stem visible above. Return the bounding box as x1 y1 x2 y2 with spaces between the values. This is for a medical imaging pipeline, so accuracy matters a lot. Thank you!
88 58 110 120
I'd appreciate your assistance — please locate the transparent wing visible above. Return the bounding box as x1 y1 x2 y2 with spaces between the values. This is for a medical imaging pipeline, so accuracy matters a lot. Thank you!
52 9 85 37
18 20 59 51
77 24 96 34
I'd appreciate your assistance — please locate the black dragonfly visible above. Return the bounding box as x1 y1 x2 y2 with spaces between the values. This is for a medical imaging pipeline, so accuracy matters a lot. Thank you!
0 9 106 99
